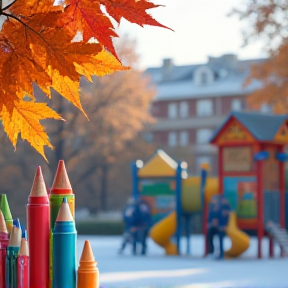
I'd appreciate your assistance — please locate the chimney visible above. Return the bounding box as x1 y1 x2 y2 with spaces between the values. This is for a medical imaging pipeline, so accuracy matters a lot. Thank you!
162 58 173 80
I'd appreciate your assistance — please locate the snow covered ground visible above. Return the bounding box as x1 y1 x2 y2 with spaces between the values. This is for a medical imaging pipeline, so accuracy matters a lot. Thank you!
77 235 287 288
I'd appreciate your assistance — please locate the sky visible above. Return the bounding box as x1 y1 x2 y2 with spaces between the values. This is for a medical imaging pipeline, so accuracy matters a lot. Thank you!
118 0 267 69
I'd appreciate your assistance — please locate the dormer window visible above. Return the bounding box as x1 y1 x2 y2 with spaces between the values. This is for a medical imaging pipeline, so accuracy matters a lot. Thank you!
200 72 208 85
194 66 214 86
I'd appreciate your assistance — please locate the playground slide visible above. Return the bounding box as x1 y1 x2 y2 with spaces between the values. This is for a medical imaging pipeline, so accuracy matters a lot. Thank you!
149 211 178 255
225 212 250 258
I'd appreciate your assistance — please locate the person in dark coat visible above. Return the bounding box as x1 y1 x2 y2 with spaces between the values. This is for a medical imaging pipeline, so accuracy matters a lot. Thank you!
118 198 140 254
217 196 231 259
207 195 220 257
135 198 152 255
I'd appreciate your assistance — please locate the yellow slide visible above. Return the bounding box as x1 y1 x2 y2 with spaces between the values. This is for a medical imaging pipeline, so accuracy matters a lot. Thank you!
149 211 178 255
225 212 250 258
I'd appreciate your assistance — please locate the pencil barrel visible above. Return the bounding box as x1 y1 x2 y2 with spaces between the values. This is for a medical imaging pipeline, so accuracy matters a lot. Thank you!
27 201 49 288
17 256 29 288
77 269 99 288
0 245 8 288
53 228 77 288
49 195 74 288
50 195 75 230
6 248 18 288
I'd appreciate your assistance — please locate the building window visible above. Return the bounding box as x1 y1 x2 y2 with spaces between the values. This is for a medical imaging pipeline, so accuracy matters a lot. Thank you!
168 132 177 147
196 156 211 174
196 129 213 144
196 100 213 117
179 131 189 146
260 103 272 113
231 99 242 111
144 132 153 143
194 66 214 86
168 103 177 119
179 101 189 118
200 72 208 85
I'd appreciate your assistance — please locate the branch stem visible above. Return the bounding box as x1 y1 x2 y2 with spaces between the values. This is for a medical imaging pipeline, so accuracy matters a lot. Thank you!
3 0 17 11
2 12 49 45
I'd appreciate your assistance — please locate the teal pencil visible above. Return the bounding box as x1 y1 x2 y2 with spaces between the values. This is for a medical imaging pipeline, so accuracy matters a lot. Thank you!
53 198 77 288
6 219 21 288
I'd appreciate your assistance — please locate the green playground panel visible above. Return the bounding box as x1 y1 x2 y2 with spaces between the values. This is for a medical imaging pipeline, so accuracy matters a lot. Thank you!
141 181 175 196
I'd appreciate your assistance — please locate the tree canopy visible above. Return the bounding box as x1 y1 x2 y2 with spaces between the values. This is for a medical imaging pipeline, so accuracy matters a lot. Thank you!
232 1 288 112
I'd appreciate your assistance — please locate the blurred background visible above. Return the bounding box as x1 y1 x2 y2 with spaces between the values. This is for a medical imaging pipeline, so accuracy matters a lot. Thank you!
2 1 288 287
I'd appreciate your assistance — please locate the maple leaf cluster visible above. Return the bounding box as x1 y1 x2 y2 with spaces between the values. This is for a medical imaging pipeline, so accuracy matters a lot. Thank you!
0 0 169 160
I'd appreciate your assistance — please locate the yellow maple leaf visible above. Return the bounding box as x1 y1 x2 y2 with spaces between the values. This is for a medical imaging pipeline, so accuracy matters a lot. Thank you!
1 101 63 161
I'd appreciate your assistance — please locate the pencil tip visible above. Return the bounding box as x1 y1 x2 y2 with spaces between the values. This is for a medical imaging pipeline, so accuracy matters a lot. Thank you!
0 194 12 220
13 218 20 229
22 229 27 240
80 240 95 262
8 226 21 247
19 238 29 256
0 210 8 234
29 167 47 197
56 198 73 222
51 160 72 194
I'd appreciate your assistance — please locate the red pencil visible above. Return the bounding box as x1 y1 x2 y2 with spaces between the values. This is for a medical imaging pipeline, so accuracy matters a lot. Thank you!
0 210 9 288
17 236 29 288
27 167 50 288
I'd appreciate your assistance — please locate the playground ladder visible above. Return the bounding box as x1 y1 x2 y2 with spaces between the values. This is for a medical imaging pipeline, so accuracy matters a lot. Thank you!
266 221 288 256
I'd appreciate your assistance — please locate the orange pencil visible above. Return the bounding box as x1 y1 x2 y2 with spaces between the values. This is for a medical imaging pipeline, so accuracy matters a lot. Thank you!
77 240 99 288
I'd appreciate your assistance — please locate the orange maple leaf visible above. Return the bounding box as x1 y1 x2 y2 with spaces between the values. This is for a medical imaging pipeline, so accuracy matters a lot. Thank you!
0 0 169 159
99 0 172 29
62 0 118 57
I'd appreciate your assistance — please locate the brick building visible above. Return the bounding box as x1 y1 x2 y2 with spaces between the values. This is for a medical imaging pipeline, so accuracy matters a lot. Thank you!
145 54 267 176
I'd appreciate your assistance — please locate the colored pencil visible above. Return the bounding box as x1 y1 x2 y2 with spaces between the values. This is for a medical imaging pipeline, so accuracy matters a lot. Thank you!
0 195 13 234
6 219 21 288
77 240 99 288
17 233 29 288
53 198 77 288
49 160 75 287
0 210 9 288
27 167 50 288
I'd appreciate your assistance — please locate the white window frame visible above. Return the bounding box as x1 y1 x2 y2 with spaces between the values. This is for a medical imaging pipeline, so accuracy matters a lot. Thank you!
196 129 213 144
260 103 272 113
231 99 242 111
168 132 177 147
179 101 189 118
179 131 189 146
196 99 213 117
168 103 177 119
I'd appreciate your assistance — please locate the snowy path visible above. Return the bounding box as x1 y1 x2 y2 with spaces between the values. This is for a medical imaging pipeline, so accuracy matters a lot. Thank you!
77 235 287 288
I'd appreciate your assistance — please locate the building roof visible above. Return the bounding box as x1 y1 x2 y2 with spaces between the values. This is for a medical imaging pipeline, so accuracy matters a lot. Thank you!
145 55 265 101
210 111 288 142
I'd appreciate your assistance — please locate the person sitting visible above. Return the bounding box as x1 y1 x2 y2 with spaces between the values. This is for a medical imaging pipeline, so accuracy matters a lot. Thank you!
206 195 220 258
217 196 231 259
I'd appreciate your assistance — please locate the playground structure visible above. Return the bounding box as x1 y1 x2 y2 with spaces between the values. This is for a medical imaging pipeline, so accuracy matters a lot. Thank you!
131 111 288 259
131 149 218 255
210 111 288 258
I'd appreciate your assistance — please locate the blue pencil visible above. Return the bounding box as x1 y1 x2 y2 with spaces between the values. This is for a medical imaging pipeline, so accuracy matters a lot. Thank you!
52 198 77 288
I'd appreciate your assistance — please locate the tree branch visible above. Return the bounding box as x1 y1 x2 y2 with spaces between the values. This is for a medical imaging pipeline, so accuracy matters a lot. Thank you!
2 0 17 11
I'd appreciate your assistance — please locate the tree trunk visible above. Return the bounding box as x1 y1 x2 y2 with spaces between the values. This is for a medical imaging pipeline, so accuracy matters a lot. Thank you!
100 163 109 211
